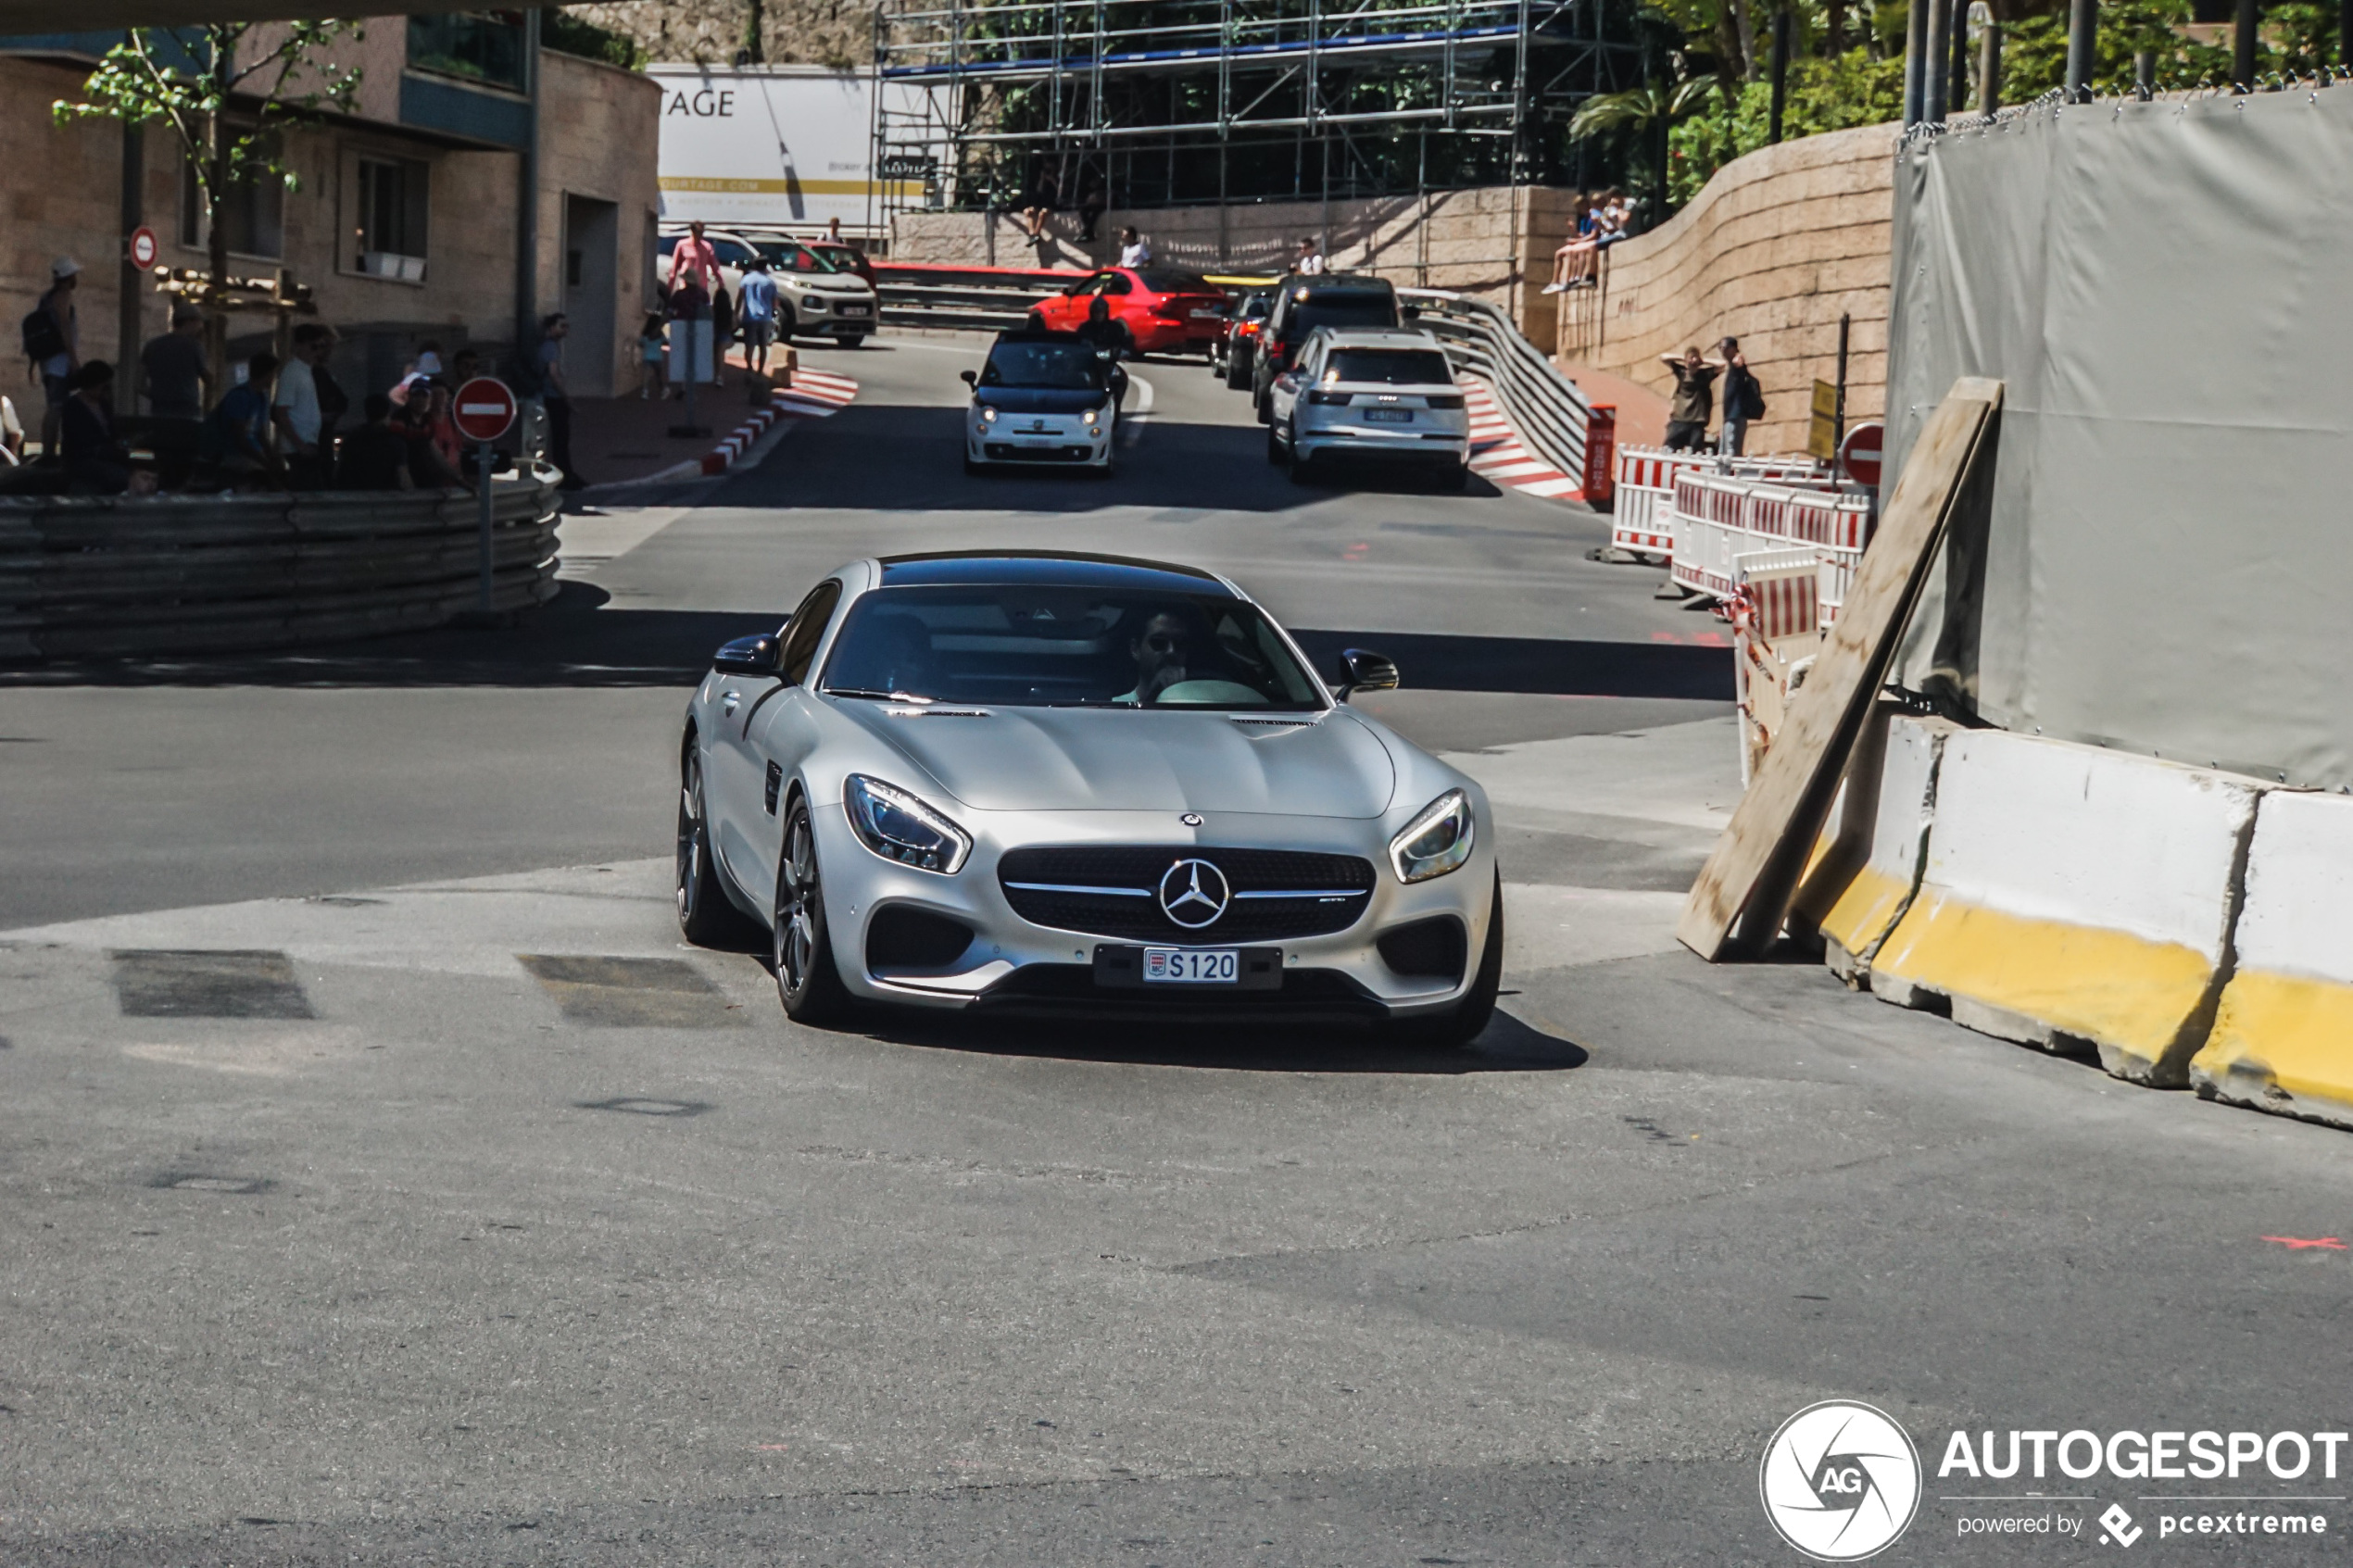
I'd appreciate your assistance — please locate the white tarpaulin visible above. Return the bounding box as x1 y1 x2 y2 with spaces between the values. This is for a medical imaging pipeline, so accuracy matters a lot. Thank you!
650 65 928 233
1885 86 2353 789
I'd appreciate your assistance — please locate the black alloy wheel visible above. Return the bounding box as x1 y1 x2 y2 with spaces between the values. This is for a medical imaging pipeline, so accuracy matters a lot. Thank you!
1265 420 1288 465
774 797 853 1023
676 746 752 945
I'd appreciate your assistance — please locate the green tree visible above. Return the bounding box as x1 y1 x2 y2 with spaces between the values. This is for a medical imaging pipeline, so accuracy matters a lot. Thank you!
55 23 364 402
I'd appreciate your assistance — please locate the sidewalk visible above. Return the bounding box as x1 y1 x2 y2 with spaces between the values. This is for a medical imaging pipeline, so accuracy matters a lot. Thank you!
564 347 852 488
1558 358 1669 449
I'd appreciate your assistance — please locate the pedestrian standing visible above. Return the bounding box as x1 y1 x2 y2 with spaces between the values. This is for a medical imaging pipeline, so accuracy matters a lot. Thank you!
392 343 442 408
637 312 666 399
738 257 779 378
710 279 735 388
140 306 211 489
272 323 333 489
25 257 82 463
1293 237 1327 276
1117 226 1151 269
536 311 583 490
1659 345 1723 452
672 221 721 296
1717 336 1763 457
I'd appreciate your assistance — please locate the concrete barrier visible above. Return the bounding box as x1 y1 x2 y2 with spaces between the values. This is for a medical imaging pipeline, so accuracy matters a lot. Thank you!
1868 730 2263 1085
1790 710 1953 985
2191 792 2353 1128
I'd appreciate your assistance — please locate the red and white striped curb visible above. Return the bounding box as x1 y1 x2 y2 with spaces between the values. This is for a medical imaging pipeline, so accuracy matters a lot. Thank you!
699 370 859 474
1462 378 1586 501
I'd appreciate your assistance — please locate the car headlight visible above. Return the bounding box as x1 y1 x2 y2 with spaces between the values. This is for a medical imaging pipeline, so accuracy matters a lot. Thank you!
1388 788 1473 884
979 406 998 424
844 774 971 874
1084 408 1103 423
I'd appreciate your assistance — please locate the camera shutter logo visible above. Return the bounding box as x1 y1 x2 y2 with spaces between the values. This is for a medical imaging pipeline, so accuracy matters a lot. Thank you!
1759 1400 1921 1561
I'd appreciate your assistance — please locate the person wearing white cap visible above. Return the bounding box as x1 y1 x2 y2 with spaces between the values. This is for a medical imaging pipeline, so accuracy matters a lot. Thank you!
29 257 82 464
391 343 443 408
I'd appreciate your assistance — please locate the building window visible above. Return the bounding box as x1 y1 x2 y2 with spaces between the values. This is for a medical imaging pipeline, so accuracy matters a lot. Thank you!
178 132 285 259
407 12 527 92
354 157 431 282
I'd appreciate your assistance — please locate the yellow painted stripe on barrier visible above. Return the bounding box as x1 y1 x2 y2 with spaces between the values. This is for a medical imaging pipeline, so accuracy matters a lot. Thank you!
2193 970 2353 1118
1815 862 1916 962
1874 888 2213 1060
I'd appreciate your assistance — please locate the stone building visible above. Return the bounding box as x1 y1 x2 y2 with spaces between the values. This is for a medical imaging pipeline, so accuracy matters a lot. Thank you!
1 17 660 408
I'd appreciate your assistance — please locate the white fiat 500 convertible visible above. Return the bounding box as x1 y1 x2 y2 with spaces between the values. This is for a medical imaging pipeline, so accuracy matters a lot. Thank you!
676 552 1502 1044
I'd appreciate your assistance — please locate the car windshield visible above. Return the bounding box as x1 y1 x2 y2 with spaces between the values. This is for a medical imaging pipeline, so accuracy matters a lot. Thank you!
1239 294 1272 319
819 586 1328 710
1287 293 1397 334
1137 268 1213 294
756 241 838 273
978 341 1110 391
1327 349 1453 385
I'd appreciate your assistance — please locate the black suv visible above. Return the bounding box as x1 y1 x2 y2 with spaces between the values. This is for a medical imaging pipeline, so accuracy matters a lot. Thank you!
1252 274 1403 422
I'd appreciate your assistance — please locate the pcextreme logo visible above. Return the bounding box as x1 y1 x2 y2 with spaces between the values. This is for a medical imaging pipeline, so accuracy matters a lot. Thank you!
1760 1400 1923 1562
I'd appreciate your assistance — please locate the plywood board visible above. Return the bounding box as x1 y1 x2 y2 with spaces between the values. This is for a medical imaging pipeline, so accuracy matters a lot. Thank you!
1677 377 2004 960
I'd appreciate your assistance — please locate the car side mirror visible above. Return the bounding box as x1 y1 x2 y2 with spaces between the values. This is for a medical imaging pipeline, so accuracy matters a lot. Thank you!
1336 647 1400 702
959 369 977 386
712 633 782 677
1401 304 1422 320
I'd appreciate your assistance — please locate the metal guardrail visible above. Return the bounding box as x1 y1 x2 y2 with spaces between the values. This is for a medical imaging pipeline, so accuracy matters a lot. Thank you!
0 465 564 662
1399 287 1592 485
875 262 1079 332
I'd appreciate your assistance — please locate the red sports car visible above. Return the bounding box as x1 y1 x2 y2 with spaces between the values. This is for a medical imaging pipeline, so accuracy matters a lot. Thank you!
1026 267 1228 358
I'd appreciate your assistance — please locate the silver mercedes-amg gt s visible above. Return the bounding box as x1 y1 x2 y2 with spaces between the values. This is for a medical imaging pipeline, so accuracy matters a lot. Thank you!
675 552 1503 1044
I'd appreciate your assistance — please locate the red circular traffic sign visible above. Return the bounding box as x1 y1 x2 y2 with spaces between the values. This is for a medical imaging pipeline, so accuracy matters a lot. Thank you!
453 377 517 444
128 225 157 270
1840 420 1884 488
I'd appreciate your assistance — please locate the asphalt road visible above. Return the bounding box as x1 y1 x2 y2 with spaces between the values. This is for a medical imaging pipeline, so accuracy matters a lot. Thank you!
3 335 2350 1566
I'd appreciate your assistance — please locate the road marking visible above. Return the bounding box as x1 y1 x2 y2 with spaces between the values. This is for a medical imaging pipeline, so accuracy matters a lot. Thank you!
1121 370 1155 447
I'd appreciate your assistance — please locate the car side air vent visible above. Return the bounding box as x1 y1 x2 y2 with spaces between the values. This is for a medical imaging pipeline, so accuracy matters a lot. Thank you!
1229 715 1320 729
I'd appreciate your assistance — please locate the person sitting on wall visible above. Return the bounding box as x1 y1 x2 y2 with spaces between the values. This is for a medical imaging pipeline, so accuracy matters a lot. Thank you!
1018 168 1060 245
61 359 143 495
1543 196 1601 295
201 352 281 483
336 393 413 491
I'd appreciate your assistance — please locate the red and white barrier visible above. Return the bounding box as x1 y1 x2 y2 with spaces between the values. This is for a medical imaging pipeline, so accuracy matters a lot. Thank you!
1665 466 1872 625
1729 546 1823 783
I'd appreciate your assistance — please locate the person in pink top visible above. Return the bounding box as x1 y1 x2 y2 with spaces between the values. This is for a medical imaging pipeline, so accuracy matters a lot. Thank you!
672 220 721 297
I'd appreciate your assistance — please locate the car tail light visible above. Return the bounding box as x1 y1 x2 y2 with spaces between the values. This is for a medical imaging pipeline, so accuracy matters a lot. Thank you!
1424 393 1466 409
1306 389 1351 406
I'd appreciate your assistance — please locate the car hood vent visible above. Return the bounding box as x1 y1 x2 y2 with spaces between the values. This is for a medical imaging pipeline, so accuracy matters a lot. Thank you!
887 707 993 719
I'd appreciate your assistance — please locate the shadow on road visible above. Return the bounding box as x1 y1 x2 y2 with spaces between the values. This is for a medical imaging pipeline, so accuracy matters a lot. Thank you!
821 997 1589 1076
2 584 1731 701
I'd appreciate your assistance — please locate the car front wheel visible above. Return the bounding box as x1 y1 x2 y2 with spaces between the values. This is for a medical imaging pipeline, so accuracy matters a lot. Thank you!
677 745 753 946
774 797 854 1023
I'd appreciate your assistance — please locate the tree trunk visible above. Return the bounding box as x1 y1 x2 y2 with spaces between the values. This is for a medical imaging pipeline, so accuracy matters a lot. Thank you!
1728 0 1760 79
205 38 232 409
1828 0 1847 56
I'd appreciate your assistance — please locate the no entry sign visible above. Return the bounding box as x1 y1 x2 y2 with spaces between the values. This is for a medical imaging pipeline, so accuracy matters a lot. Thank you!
127 226 157 270
1840 420 1884 488
453 377 517 444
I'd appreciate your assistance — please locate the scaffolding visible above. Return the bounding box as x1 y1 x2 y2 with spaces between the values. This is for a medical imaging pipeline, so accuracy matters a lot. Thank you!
869 0 1642 230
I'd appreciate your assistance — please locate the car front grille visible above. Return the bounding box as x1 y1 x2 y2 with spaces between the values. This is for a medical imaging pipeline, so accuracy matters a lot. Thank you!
998 846 1376 943
984 443 1092 462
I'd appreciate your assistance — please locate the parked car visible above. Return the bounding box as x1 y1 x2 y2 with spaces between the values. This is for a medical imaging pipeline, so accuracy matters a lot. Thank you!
1026 267 1228 359
1265 327 1470 488
1252 274 1403 421
1214 290 1273 391
659 226 880 345
959 330 1122 476
808 239 878 288
674 550 1503 1044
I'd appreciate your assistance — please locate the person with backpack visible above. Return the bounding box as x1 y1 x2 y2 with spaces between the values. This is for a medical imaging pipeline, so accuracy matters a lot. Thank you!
1718 335 1766 456
22 257 81 464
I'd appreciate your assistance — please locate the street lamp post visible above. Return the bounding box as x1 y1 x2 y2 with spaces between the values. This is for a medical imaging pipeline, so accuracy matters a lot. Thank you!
2064 0 2097 102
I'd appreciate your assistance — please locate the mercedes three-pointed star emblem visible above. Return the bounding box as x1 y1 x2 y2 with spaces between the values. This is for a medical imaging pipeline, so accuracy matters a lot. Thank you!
1157 858 1230 929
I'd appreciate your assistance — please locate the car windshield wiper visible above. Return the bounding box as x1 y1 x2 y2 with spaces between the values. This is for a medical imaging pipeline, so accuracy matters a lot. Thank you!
824 687 934 703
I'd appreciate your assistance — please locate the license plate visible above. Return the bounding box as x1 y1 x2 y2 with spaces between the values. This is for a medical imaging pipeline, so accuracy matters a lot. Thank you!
1025 422 1055 433
1143 947 1239 984
837 303 872 316
1365 408 1415 423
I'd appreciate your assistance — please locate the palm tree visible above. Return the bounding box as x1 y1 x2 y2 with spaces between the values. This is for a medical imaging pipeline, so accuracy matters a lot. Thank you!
1568 75 1726 220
